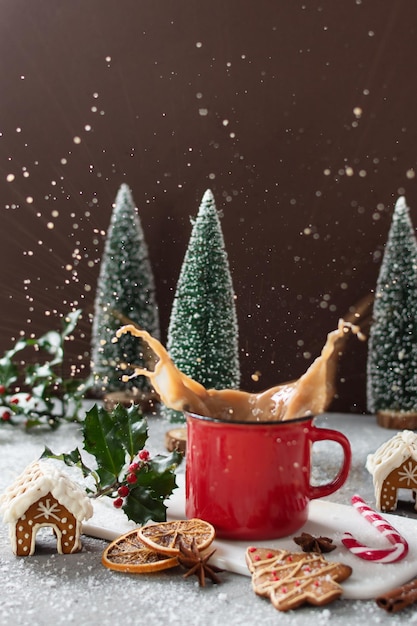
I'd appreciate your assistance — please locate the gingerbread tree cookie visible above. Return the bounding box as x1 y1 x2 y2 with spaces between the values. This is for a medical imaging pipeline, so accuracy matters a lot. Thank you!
246 547 352 612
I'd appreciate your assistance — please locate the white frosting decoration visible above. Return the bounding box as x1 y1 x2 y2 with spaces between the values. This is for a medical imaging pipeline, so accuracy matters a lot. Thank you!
366 431 417 507
0 460 93 524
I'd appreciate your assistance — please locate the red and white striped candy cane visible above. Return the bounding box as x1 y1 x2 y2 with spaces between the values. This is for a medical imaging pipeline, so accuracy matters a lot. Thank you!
341 494 409 563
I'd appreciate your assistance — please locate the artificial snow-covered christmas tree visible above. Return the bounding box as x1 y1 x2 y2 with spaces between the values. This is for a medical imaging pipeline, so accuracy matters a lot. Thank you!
367 196 417 429
91 184 160 402
164 189 240 421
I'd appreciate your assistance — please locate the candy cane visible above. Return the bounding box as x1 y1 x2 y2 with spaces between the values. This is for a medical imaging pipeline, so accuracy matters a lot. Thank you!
341 495 409 563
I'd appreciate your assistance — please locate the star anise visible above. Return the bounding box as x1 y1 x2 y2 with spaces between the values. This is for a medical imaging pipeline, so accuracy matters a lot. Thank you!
293 532 337 554
177 538 223 586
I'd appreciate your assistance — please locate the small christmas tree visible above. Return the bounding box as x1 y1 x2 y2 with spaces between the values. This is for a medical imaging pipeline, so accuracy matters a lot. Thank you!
91 184 160 399
164 189 240 421
367 196 417 428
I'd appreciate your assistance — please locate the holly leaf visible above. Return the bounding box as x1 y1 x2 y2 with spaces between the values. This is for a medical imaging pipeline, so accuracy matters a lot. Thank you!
122 483 168 524
122 450 182 524
112 403 148 458
0 359 18 387
1 336 31 362
149 451 184 474
41 445 93 479
137 452 183 497
35 310 82 364
25 362 58 388
83 404 126 486
60 309 82 338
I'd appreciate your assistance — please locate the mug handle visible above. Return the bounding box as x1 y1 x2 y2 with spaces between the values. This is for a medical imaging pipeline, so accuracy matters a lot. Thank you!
307 426 351 500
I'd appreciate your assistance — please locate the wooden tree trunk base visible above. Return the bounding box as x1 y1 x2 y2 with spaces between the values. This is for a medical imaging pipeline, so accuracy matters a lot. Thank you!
164 427 187 454
103 390 159 413
377 411 417 430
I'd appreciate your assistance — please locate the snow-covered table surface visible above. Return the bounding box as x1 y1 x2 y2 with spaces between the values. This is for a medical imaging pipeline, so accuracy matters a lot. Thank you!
1 411 416 626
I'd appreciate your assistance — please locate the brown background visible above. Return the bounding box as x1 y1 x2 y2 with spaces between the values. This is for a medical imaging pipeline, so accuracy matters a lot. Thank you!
0 0 416 413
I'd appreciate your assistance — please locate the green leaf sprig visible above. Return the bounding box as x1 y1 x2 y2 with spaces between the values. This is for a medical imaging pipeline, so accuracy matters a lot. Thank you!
0 310 92 429
42 403 183 525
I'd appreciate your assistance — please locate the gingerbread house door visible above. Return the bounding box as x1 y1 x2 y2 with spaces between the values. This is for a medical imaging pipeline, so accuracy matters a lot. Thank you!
15 492 79 556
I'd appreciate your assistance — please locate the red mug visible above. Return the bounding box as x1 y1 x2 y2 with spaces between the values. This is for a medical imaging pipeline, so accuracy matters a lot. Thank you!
185 412 351 540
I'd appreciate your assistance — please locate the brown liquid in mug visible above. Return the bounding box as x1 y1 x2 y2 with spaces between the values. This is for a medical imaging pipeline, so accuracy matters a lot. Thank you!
115 319 364 422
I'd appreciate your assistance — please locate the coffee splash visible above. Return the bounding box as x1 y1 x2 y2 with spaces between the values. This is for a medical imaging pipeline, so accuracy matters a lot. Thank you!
115 319 365 422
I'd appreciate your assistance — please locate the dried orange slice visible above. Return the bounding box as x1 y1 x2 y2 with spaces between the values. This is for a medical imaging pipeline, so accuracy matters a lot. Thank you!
138 518 215 555
102 528 179 573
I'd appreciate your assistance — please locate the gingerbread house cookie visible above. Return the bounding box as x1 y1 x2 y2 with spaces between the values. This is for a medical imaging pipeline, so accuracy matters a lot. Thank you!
0 460 93 556
366 430 417 512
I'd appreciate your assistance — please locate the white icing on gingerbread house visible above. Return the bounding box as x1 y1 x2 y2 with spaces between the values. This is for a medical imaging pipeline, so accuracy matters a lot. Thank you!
366 430 417 512
0 460 93 556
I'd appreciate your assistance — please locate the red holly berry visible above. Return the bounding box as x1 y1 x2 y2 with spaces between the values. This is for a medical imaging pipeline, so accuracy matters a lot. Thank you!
128 461 139 472
1 411 11 421
138 449 150 461
0 385 6 395
10 398 19 405
113 497 124 509
126 472 137 484
117 485 129 497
